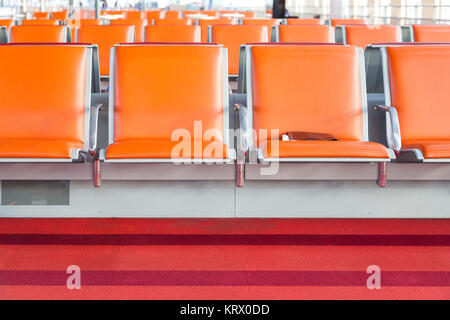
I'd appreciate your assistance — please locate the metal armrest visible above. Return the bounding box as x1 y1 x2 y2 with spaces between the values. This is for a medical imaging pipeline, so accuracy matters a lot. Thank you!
375 104 401 153
234 104 249 157
89 104 103 155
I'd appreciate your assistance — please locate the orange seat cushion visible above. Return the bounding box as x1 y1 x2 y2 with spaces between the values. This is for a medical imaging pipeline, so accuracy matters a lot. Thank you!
403 140 450 159
106 140 230 159
0 140 83 158
262 140 390 159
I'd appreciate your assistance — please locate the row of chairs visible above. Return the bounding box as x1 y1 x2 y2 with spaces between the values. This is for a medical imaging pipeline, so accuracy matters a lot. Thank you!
0 42 448 188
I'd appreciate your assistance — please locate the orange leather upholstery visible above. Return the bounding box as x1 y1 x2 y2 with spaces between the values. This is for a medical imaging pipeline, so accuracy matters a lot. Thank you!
106 45 230 160
10 26 68 43
77 25 134 76
110 19 147 42
153 18 192 25
164 10 181 19
0 45 89 159
344 25 401 48
211 25 268 75
144 25 200 43
285 18 321 25
0 19 14 30
199 18 234 43
386 46 450 159
52 11 68 21
146 10 162 22
277 25 334 43
242 19 279 39
412 25 450 42
126 11 145 20
331 19 366 28
248 44 389 159
33 12 50 19
22 19 61 25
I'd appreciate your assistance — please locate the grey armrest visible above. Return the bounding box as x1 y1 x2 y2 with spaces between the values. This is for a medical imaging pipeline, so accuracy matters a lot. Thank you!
375 104 401 153
89 104 103 154
234 103 249 158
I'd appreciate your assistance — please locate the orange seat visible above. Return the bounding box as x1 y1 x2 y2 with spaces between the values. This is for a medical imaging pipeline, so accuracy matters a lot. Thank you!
331 19 366 28
52 11 68 21
144 25 200 43
164 10 181 19
242 19 279 39
275 25 334 43
77 25 135 76
384 45 450 160
285 18 321 25
68 19 102 42
210 25 268 75
341 25 401 48
0 19 14 30
241 12 256 18
10 25 68 43
412 25 450 42
22 19 61 25
153 18 192 25
126 11 145 20
105 44 232 162
0 45 92 160
198 18 235 42
33 12 50 19
245 44 390 161
110 19 147 42
146 10 162 22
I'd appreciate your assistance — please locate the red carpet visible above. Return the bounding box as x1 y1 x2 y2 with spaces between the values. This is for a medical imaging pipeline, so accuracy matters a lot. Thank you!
0 218 449 300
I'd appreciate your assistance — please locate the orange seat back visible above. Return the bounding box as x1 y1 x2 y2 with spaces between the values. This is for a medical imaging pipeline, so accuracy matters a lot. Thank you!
331 19 366 28
52 11 68 21
110 44 227 144
242 12 256 18
198 18 234 42
79 19 102 26
10 25 68 43
211 25 268 75
412 25 450 42
343 25 401 48
0 45 90 146
146 10 162 22
248 45 365 141
242 19 279 39
153 18 192 25
286 18 321 25
126 11 145 20
22 19 61 25
110 19 147 42
385 45 450 141
33 12 50 19
77 25 134 76
144 25 200 43
276 25 334 43
0 19 14 30
164 10 181 19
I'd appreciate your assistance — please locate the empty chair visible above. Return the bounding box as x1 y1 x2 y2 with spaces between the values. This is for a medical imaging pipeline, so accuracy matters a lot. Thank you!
10 25 69 43
0 44 97 162
146 10 162 22
242 44 392 185
164 10 181 19
378 45 450 161
199 18 235 42
145 25 200 42
126 11 145 20
272 25 334 43
210 25 268 76
285 18 321 25
77 25 135 77
33 12 50 19
337 25 402 48
242 18 280 39
52 11 68 21
22 19 61 25
102 44 233 166
110 19 147 42
153 18 192 25
0 19 15 30
330 19 366 28
405 25 450 42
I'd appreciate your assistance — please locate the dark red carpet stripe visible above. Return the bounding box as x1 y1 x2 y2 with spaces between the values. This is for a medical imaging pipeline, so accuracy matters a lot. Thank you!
0 234 449 246
0 270 449 287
